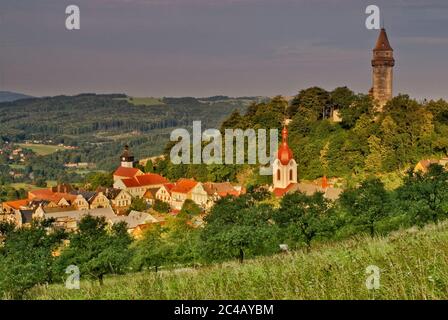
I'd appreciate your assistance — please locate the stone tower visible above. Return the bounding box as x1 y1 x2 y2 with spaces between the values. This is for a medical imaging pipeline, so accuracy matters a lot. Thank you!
371 28 395 111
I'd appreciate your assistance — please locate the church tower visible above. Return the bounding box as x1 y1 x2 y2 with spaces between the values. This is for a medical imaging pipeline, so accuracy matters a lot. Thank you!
120 145 134 168
371 28 395 111
273 127 297 190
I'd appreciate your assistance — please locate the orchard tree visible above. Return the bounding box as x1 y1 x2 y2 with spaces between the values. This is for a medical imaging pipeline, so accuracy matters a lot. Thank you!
54 216 132 285
274 192 335 251
0 219 65 299
201 197 277 263
339 178 390 237
396 165 448 226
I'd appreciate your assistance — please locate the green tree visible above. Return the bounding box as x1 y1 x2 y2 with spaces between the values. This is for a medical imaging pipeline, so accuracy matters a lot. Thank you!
130 225 166 272
396 165 448 226
180 199 202 216
339 178 390 237
54 216 132 285
274 192 334 251
129 197 147 212
0 220 65 299
85 172 113 190
201 197 277 263
153 199 171 213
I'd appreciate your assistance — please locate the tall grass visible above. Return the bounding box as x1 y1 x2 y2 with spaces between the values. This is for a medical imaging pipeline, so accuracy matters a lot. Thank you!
28 223 448 300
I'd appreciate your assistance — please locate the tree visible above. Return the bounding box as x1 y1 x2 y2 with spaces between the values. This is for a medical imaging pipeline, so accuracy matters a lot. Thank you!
339 178 390 237
396 165 448 227
153 199 171 213
145 159 154 173
0 220 65 299
130 225 166 272
85 172 113 190
330 86 356 110
180 199 202 216
129 197 147 212
274 192 334 251
288 87 330 118
201 197 277 263
54 216 132 285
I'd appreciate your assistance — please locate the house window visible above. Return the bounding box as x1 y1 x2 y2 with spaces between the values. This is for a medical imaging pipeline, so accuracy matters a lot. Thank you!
277 169 281 181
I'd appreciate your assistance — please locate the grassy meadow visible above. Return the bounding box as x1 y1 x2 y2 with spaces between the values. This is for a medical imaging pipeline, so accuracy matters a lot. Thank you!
28 222 448 300
18 143 62 156
126 97 164 106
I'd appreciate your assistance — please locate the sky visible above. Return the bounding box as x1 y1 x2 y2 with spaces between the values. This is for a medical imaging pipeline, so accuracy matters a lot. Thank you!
0 0 447 100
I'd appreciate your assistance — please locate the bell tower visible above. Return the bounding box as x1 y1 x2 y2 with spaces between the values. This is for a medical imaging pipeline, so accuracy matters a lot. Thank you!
272 127 297 189
371 28 395 111
120 145 134 168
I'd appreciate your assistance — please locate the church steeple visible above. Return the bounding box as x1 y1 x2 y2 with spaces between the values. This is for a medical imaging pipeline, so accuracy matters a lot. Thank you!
371 28 395 111
273 126 297 190
120 145 135 168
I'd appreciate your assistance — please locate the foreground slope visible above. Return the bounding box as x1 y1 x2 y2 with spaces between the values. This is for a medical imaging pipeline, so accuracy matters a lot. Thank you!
30 223 448 300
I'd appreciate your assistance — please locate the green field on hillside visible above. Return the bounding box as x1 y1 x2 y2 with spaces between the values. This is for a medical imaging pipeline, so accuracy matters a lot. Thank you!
126 97 164 106
28 223 448 300
18 144 61 156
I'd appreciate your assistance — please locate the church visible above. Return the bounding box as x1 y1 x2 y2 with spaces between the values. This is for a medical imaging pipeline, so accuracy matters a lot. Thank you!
270 28 393 198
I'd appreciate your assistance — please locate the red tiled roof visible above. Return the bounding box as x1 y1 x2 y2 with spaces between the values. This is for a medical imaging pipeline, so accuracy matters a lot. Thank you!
113 166 142 178
120 173 168 188
28 189 77 202
273 183 297 197
171 179 198 194
135 173 168 186
2 199 29 210
121 178 141 188
160 183 175 195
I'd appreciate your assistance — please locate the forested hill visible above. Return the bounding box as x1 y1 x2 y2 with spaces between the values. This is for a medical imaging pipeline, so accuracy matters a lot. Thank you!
0 91 33 103
0 94 258 170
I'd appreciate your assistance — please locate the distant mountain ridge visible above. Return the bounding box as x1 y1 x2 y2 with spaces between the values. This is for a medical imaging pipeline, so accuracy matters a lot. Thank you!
0 91 33 103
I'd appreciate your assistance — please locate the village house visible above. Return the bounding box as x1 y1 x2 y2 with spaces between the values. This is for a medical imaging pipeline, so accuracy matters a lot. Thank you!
99 188 133 213
114 173 168 198
143 188 160 205
1 199 29 215
155 183 174 203
414 158 448 174
170 179 199 210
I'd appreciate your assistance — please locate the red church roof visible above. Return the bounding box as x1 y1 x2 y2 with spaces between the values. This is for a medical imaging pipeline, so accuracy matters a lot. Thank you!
135 173 168 186
113 166 142 178
120 173 168 188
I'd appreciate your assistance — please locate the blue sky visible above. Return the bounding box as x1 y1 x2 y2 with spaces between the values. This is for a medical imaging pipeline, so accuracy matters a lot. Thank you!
0 0 447 99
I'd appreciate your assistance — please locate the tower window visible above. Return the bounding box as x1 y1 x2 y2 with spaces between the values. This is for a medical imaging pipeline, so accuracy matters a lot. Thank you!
289 169 293 181
277 169 281 181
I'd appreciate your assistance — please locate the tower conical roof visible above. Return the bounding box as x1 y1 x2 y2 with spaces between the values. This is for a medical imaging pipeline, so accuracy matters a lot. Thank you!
374 28 393 51
277 127 293 165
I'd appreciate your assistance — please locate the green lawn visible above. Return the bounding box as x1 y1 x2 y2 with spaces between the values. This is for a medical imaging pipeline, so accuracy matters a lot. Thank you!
18 144 62 156
28 223 448 300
